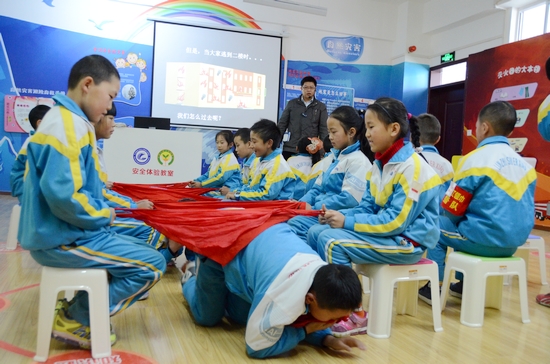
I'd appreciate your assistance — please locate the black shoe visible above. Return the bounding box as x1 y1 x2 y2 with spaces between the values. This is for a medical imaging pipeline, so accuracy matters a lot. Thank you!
450 281 463 298
419 282 436 306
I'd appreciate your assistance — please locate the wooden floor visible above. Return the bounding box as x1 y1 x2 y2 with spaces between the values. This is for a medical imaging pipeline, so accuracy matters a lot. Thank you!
0 193 549 363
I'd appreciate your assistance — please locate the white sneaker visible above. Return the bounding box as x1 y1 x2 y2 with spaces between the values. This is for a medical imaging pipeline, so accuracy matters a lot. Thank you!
181 261 196 285
138 291 150 301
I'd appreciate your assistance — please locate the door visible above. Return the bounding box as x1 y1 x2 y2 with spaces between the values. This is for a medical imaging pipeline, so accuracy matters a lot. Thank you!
427 81 465 162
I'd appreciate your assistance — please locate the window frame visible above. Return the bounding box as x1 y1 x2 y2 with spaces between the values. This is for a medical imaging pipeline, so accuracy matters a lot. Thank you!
516 0 550 41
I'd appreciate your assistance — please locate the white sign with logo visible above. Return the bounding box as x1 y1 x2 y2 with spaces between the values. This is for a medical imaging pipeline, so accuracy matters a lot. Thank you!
103 127 202 183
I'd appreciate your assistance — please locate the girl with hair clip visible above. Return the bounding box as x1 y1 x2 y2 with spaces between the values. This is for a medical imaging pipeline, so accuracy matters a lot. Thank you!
287 136 323 200
307 97 442 337
189 130 241 191
287 106 373 243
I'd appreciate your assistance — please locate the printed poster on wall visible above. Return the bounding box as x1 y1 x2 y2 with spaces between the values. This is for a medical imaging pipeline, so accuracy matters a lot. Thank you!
281 60 392 116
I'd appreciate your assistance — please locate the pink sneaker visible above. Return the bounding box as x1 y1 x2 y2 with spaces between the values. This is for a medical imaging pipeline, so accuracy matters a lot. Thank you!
536 293 550 307
331 311 368 337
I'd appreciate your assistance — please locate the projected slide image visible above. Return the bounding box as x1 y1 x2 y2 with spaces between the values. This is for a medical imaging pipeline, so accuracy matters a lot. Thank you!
165 62 265 110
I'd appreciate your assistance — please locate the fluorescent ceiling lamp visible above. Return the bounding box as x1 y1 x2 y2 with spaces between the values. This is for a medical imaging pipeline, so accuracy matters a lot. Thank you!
244 0 327 16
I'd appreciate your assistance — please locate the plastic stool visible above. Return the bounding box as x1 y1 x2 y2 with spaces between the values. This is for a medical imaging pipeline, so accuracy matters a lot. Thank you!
355 258 443 338
510 235 547 285
6 204 21 250
34 267 111 362
441 252 530 328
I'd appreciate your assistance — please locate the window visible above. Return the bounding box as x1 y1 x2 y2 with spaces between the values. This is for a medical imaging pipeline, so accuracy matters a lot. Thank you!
517 1 550 41
430 61 467 88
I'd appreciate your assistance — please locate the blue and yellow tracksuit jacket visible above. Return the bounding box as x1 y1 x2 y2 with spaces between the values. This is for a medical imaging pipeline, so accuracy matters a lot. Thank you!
420 145 454 214
239 148 296 201
444 136 537 248
239 153 257 189
10 132 34 203
301 141 370 211
18 95 113 250
343 142 442 249
224 224 329 358
287 153 312 200
96 146 165 250
95 146 138 209
305 150 334 192
195 149 240 189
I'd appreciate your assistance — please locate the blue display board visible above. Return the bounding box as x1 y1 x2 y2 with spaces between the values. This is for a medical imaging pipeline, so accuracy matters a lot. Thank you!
0 16 153 191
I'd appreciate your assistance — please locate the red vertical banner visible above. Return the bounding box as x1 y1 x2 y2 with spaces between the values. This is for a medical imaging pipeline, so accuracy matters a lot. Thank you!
463 33 550 228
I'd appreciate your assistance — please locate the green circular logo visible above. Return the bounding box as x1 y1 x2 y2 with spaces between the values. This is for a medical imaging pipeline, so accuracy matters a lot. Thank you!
157 149 175 166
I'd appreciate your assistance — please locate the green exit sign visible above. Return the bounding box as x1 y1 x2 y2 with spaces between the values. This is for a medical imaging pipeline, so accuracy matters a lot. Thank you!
441 52 455 63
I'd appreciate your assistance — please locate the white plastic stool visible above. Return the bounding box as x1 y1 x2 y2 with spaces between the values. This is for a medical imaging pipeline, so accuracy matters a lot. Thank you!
509 235 547 285
6 204 21 250
441 252 530 328
355 258 443 338
34 267 111 362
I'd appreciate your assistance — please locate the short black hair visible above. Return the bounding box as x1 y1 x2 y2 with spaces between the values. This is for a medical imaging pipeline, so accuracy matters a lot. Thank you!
310 265 362 310
105 102 117 117
28 105 50 130
417 113 441 145
68 55 120 90
297 136 322 164
234 128 251 143
478 101 517 136
296 136 311 154
250 119 281 147
301 76 317 87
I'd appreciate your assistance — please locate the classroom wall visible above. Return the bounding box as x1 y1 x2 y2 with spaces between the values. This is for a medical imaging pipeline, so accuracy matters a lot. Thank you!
0 0 532 190
0 1 518 65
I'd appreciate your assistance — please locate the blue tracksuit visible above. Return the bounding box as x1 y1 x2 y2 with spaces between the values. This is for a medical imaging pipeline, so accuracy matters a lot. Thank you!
304 150 334 192
288 141 371 242
308 142 441 266
10 132 34 203
96 146 166 253
19 94 166 326
195 149 241 189
432 136 537 280
420 145 454 209
287 153 312 200
421 145 454 279
183 223 332 358
238 153 257 190
238 148 296 201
